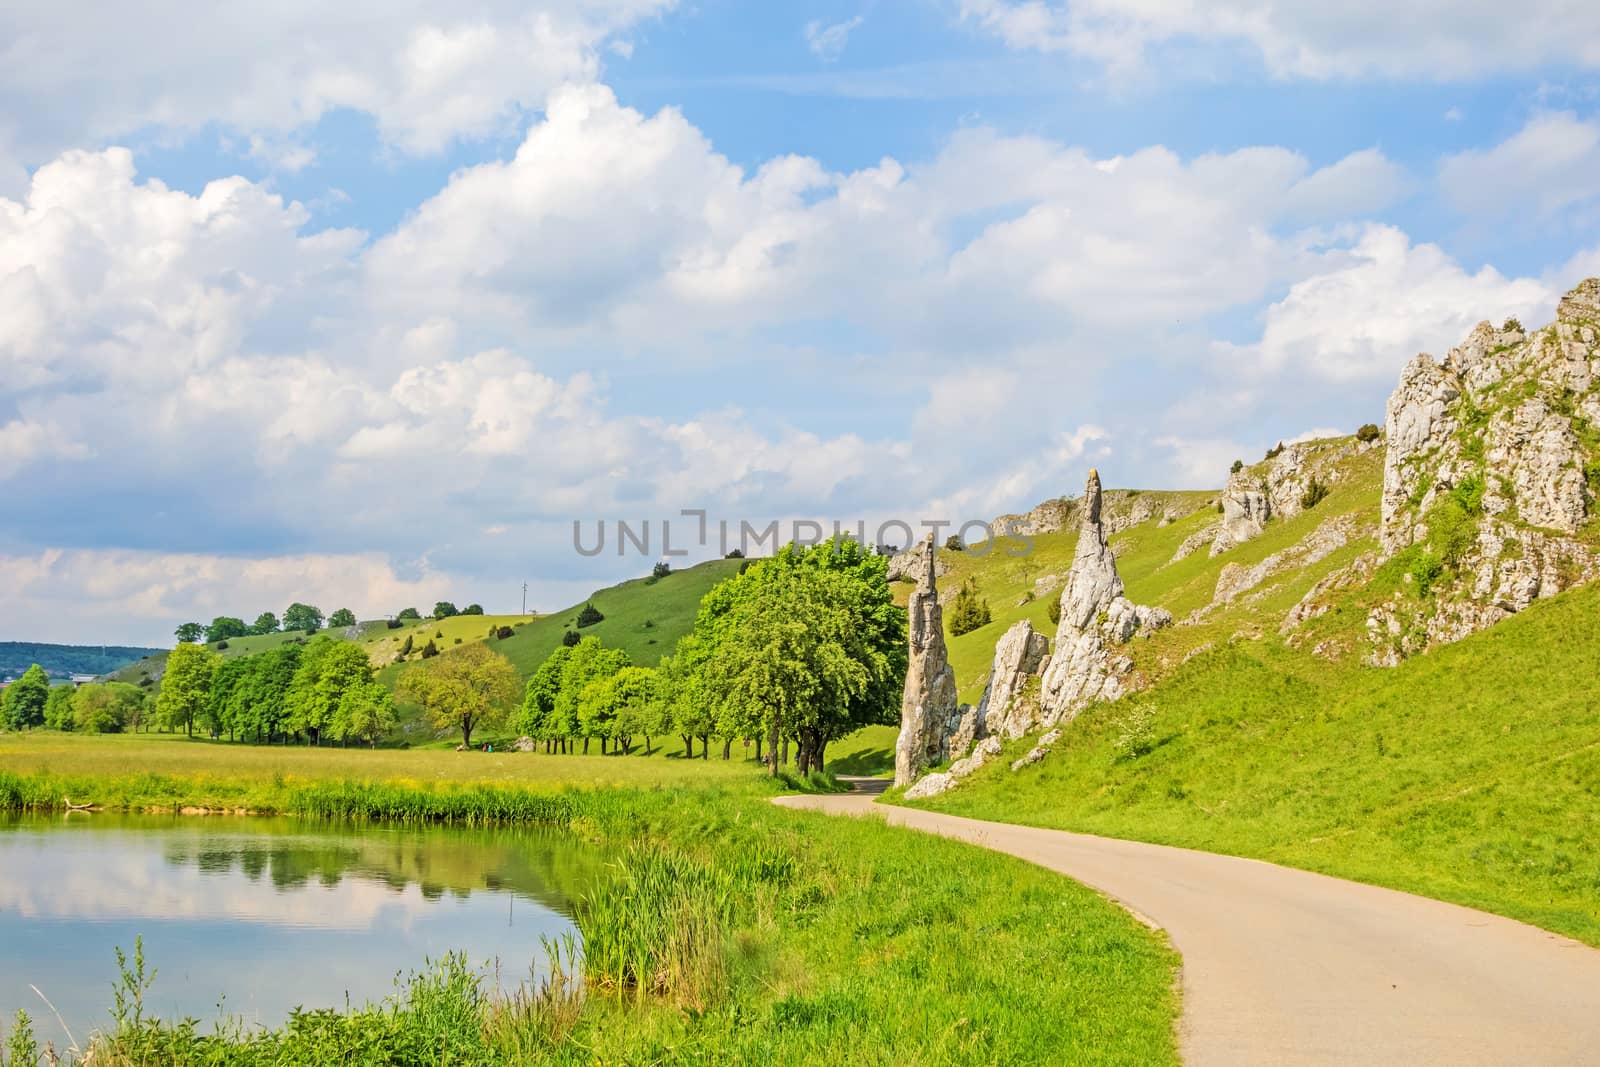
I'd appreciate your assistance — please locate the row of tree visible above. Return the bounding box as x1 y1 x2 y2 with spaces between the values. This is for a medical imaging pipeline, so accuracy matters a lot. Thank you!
154 638 396 745
173 602 489 646
3 663 150 734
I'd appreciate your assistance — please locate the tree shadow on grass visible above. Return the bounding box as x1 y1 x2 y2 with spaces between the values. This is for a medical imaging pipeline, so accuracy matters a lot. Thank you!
827 747 894 777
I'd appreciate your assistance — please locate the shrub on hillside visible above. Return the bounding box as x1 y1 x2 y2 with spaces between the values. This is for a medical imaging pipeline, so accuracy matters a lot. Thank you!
386 619 403 629
1047 596 1062 626
420 641 439 659
1300 476 1330 511
947 580 992 637
213 641 229 651
725 548 744 559
652 561 672 579
576 603 605 628
945 535 964 552
1356 423 1381 443
1503 317 1523 333
562 630 582 647
462 604 484 615
1265 441 1285 460
495 626 514 640
1230 459 1243 474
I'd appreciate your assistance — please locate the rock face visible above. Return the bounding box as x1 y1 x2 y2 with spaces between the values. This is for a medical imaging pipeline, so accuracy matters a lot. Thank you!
1036 470 1172 727
1210 438 1368 557
903 737 1002 800
893 535 960 787
885 538 949 583
980 620 1052 739
1372 280 1600 660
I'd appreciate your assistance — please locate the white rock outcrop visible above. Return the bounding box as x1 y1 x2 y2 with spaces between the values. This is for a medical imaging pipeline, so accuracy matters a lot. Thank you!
1036 470 1171 729
903 737 1002 800
893 535 960 787
980 620 1051 739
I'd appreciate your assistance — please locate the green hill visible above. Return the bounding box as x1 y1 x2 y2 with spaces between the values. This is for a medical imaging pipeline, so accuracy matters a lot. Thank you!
0 642 163 681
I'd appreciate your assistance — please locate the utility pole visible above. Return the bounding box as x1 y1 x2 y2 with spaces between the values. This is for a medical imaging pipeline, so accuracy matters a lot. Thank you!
521 582 528 615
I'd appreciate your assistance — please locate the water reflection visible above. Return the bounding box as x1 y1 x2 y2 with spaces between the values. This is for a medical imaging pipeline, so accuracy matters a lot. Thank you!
0 813 601 1044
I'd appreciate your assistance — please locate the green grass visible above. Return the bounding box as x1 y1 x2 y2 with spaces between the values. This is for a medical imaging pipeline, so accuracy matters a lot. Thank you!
910 581 1600 946
0 776 1180 1065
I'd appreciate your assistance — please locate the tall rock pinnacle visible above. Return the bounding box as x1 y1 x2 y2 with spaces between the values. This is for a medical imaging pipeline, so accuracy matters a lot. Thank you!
894 534 959 786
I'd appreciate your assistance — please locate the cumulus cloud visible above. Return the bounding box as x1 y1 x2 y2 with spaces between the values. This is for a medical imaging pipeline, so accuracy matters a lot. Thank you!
1439 112 1600 221
958 0 1600 81
0 1 674 161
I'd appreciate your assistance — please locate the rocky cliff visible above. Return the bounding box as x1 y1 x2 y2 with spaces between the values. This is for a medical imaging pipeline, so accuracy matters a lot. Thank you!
893 535 960 786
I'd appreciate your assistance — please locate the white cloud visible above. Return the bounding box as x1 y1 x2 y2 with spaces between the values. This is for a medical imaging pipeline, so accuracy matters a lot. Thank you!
1439 112 1600 220
1242 225 1555 382
1444 107 1464 122
958 0 1600 81
0 1 675 161
805 15 865 61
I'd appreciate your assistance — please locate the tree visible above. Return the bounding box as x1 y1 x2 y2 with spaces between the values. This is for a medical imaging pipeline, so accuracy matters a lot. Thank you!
398 643 520 747
204 656 252 738
250 612 280 636
283 602 324 632
73 682 142 734
516 645 571 746
328 608 357 628
43 685 75 730
576 602 605 628
334 682 397 747
420 640 439 659
578 666 661 754
1356 423 1381 443
432 601 459 620
944 535 964 552
651 561 671 579
204 616 250 643
725 549 744 559
3 665 50 731
946 579 992 637
681 538 904 774
397 634 414 660
174 622 204 645
283 639 372 745
561 629 581 647
1230 459 1244 474
397 607 422 621
462 604 485 615
553 637 629 753
233 645 301 743
156 644 218 737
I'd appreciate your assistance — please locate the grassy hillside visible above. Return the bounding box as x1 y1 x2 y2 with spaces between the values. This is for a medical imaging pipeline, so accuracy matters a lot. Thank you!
0 642 162 680
901 436 1600 944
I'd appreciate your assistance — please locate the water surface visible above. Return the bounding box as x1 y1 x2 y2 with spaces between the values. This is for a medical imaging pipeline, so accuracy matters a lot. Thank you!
0 813 600 1046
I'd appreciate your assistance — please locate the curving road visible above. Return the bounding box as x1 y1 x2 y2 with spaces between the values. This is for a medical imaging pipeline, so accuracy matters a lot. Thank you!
774 782 1600 1066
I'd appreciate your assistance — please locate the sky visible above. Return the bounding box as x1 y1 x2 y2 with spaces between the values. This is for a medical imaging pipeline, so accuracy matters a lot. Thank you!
3 0 1599 646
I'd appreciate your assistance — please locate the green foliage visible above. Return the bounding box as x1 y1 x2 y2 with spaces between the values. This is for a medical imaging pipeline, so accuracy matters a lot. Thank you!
651 560 672 579
1 662 48 729
334 681 398 747
420 640 439 659
946 579 992 637
42 684 74 731
398 634 414 658
462 604 485 615
327 608 357 628
1356 423 1381 443
5 1009 38 1067
1229 458 1243 474
944 534 964 551
71 682 143 734
575 602 605 628
1502 317 1523 332
1265 441 1285 460
284 639 373 744
205 616 250 643
1299 476 1330 511
397 642 521 746
1112 703 1158 762
174 622 204 645
1585 461 1600 495
724 548 744 559
396 607 422 621
433 601 459 619
560 630 581 648
250 612 280 636
1047 595 1062 626
283 603 324 633
155 644 217 736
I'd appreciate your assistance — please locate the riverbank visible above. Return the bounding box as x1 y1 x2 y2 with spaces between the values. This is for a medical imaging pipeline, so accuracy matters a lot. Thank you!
0 761 1179 1064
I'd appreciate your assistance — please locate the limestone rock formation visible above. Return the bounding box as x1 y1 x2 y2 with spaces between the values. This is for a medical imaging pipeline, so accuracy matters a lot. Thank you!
1373 279 1600 660
1036 470 1171 728
885 538 949 583
893 535 960 787
1210 438 1367 557
903 737 1002 800
980 620 1051 739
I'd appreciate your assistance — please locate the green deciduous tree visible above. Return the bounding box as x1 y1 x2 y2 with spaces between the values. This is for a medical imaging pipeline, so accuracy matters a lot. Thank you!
249 611 280 635
43 684 75 730
174 622 204 645
432 602 459 619
461 604 484 615
554 637 629 753
204 616 250 643
283 638 371 745
283 602 324 633
515 645 571 748
334 681 397 747
234 645 302 743
946 579 992 637
328 608 357 628
575 603 604 628
397 607 421 620
398 643 520 748
156 643 218 737
72 682 143 734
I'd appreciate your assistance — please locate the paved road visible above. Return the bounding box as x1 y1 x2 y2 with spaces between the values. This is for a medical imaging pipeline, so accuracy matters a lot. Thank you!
775 782 1600 1066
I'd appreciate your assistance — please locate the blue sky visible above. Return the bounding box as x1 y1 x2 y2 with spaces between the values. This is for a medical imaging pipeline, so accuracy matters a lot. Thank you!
2 0 1598 645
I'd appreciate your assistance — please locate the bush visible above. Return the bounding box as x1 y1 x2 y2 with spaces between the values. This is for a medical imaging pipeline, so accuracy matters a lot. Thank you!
495 626 514 640
946 580 992 637
944 535 964 552
398 635 414 658
561 630 582 648
397 607 422 621
461 604 484 615
1048 596 1062 626
1503 317 1523 333
213 641 229 651
1113 703 1158 762
1356 423 1381 443
1230 459 1243 474
725 549 744 559
1409 550 1445 596
652 561 672 579
1265 441 1285 460
1300 476 1330 510
386 619 403 630
420 641 439 659
576 603 605 628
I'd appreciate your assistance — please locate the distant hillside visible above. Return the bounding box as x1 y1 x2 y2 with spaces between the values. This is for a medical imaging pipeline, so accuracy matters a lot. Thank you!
0 642 163 681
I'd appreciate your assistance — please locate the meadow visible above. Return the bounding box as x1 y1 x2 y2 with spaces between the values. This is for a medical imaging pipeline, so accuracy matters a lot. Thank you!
0 750 1179 1065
